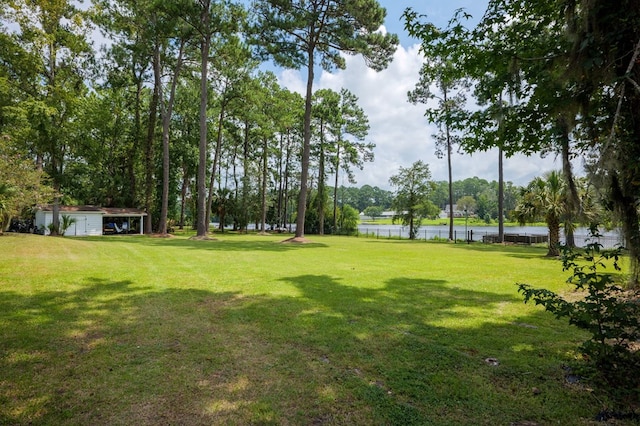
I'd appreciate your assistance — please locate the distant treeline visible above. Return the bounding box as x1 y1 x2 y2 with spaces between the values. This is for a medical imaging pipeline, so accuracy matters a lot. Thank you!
335 177 521 220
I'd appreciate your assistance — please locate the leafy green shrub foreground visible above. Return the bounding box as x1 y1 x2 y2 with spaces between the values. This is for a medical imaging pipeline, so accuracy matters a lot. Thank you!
519 232 640 409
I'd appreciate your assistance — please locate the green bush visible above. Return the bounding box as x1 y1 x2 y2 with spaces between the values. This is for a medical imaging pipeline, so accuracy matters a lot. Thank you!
338 204 359 235
518 227 640 398
47 214 77 236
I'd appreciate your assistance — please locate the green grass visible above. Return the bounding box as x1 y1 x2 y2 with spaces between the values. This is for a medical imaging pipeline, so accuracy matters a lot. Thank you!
0 232 621 425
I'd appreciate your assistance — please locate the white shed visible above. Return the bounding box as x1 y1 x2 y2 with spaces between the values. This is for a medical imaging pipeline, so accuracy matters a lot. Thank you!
35 205 147 236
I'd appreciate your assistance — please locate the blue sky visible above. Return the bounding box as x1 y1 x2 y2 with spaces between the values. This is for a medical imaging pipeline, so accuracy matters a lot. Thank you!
379 0 487 45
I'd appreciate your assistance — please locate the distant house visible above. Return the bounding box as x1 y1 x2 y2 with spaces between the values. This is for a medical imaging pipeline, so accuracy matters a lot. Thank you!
440 204 471 219
360 210 405 220
35 205 147 236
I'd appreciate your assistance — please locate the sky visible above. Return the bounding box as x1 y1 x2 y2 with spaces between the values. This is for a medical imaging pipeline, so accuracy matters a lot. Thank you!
272 0 572 190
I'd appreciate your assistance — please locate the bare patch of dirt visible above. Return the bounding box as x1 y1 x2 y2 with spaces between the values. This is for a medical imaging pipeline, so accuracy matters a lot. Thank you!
111 395 212 426
149 233 174 238
188 235 218 241
280 236 313 244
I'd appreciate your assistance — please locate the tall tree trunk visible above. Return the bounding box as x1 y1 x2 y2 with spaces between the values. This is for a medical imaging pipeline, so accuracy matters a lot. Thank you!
409 213 414 240
50 144 61 236
496 91 506 243
47 30 60 236
260 137 268 233
547 215 561 257
179 171 189 230
206 102 226 227
232 142 239 230
443 88 454 242
128 74 144 207
277 133 285 228
498 147 504 242
144 41 161 234
611 174 640 287
241 118 250 231
284 131 292 230
159 41 185 235
333 142 340 232
446 130 453 241
51 194 60 236
559 116 578 248
218 203 226 232
196 5 211 238
318 119 325 235
295 49 314 239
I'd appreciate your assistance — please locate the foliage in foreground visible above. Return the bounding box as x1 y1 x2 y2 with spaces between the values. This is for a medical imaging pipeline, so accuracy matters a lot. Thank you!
0 139 53 231
518 230 640 405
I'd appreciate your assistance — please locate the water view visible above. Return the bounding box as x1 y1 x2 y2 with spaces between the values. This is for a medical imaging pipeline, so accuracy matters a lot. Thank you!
357 224 623 248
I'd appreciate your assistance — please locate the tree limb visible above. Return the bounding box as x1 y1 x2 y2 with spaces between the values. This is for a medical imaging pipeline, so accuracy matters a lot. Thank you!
627 76 640 94
607 39 640 143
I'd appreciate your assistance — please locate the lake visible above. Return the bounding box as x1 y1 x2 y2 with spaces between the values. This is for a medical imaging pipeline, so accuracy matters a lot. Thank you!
357 224 623 248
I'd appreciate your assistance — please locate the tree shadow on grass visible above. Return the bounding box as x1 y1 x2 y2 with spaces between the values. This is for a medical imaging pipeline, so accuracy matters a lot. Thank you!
360 238 558 260
85 236 329 253
0 278 241 425
248 275 595 424
447 243 561 261
481 245 554 261
0 275 595 425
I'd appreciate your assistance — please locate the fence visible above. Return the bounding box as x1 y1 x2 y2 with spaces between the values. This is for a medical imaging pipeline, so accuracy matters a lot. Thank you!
356 227 624 249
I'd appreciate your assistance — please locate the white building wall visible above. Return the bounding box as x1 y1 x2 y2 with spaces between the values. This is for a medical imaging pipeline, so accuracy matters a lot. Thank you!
85 214 103 236
35 211 52 234
34 211 103 236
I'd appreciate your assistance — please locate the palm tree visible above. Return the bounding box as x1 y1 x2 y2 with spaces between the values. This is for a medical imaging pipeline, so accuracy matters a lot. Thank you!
563 177 605 248
515 171 566 256
59 214 77 237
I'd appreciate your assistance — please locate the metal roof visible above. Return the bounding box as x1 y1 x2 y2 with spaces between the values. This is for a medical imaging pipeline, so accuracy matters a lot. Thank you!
37 205 147 216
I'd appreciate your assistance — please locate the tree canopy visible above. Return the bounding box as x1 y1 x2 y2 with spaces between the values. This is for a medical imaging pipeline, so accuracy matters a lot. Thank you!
405 0 640 286
250 0 398 239
389 160 434 240
0 0 637 286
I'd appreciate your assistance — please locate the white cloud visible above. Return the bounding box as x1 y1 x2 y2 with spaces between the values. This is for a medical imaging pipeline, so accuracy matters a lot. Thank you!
278 69 307 95
275 44 574 190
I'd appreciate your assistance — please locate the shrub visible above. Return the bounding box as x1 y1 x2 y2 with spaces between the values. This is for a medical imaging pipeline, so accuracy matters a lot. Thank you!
338 204 359 235
47 214 77 236
518 227 640 397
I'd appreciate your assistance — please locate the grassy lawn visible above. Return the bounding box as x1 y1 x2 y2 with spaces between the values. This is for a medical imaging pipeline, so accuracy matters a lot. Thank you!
0 232 619 425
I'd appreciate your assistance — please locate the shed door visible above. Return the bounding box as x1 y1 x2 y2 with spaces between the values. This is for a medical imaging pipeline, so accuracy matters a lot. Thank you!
69 216 87 236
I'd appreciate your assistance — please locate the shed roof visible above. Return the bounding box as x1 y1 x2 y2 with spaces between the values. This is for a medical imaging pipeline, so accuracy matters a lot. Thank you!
101 207 147 216
37 205 147 216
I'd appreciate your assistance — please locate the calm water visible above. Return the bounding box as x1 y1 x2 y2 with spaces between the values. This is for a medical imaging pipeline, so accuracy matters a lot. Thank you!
228 222 623 248
357 224 623 248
